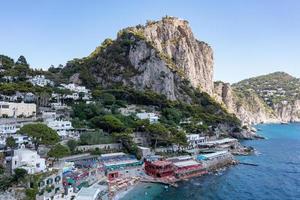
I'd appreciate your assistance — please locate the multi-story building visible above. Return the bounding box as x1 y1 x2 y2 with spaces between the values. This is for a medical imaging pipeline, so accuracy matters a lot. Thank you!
8 147 46 174
36 170 64 200
46 120 73 137
0 101 36 118
144 156 174 178
100 152 143 180
186 134 207 149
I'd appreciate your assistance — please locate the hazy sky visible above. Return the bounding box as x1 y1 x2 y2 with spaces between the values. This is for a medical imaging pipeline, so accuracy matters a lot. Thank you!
1 0 300 83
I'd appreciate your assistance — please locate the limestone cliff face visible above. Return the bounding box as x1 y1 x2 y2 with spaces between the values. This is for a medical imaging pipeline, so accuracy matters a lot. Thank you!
214 81 300 124
273 100 300 122
79 17 214 101
127 39 188 101
141 17 214 95
214 82 279 125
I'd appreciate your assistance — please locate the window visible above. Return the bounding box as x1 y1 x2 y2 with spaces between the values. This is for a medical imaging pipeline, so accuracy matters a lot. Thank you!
1 105 9 109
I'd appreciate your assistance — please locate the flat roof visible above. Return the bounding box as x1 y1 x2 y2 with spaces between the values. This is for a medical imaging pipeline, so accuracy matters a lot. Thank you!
200 150 229 159
76 186 100 200
173 160 200 168
167 155 192 161
137 146 150 150
104 159 140 167
151 160 172 167
100 152 126 158
205 138 237 145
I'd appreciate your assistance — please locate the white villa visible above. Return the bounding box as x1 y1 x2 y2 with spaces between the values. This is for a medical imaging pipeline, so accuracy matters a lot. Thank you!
186 134 207 148
0 101 36 118
61 83 89 94
46 120 73 137
10 147 46 174
0 122 19 135
29 75 54 87
136 112 159 124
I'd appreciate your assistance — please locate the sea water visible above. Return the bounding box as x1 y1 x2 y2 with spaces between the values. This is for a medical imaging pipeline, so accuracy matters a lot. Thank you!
122 123 300 200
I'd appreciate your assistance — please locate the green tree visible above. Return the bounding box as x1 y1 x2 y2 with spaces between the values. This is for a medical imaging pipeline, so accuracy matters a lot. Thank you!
113 128 137 155
19 123 60 150
5 136 17 149
100 93 116 105
169 128 187 147
0 165 5 174
47 144 70 159
66 139 78 154
16 55 29 67
13 168 28 183
90 115 125 133
146 123 169 149
91 89 102 99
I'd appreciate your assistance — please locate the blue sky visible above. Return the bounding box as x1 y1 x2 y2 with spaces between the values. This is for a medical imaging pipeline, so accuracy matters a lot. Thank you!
1 0 300 83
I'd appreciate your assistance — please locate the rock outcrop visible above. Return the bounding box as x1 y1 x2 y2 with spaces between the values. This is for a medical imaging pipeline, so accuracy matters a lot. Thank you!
142 17 214 95
214 82 279 125
228 72 300 124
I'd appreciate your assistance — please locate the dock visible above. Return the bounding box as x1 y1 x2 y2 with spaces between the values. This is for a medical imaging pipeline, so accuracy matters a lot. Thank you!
239 162 258 166
140 178 178 187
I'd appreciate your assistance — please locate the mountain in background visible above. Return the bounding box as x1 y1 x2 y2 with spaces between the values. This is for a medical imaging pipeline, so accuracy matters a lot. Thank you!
215 72 300 124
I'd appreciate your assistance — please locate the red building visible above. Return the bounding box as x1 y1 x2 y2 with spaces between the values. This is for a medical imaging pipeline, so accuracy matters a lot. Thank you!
173 160 207 179
144 160 174 178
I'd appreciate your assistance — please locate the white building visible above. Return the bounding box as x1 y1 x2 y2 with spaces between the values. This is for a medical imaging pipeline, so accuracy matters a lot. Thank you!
12 135 31 147
42 111 57 122
0 122 19 135
186 134 207 148
10 147 46 174
0 101 36 118
61 83 89 94
47 120 73 137
29 75 54 87
136 112 159 124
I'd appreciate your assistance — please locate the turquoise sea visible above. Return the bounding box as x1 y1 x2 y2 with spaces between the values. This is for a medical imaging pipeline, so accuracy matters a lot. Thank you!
122 123 300 200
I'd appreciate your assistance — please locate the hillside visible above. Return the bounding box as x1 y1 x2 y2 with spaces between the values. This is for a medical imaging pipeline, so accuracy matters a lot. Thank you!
58 16 240 131
0 17 242 136
215 72 300 124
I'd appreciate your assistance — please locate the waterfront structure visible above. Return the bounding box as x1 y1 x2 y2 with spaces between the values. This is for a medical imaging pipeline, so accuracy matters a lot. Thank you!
197 150 234 170
100 153 143 180
144 157 174 178
173 160 207 179
0 101 36 117
75 182 108 200
29 75 54 87
136 112 159 124
9 147 46 174
200 138 238 149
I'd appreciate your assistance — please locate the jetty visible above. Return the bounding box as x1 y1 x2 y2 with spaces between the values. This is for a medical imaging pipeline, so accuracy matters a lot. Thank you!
239 162 258 166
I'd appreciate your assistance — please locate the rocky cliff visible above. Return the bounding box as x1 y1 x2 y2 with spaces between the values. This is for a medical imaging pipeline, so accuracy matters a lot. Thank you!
214 82 279 125
60 17 300 126
214 72 300 124
142 18 214 95
63 17 214 100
